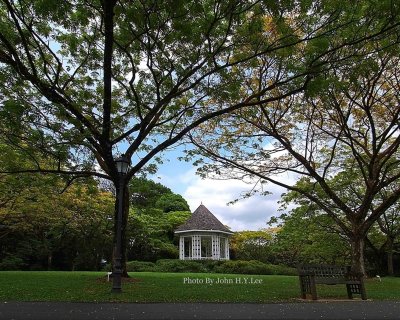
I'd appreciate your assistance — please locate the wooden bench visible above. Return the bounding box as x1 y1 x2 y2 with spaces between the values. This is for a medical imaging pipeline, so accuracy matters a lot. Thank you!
298 264 367 300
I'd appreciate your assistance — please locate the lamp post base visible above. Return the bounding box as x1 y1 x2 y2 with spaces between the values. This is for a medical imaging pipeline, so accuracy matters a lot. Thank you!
111 270 122 293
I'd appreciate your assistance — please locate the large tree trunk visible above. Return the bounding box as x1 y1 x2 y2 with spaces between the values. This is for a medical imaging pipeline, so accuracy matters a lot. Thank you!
365 236 386 275
350 235 366 277
386 237 394 276
47 253 52 271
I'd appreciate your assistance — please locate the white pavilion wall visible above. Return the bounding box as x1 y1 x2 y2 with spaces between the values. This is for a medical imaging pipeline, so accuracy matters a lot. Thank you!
178 232 231 260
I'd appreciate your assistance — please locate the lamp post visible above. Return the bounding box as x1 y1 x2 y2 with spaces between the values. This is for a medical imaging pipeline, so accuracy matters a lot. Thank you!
112 155 130 293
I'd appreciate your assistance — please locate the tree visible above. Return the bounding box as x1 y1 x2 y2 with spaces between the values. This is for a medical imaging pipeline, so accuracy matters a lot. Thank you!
362 189 400 276
0 159 191 268
1 0 399 281
230 229 275 262
128 177 189 212
155 193 189 213
190 39 400 275
271 185 353 267
129 177 172 210
127 209 190 261
126 177 191 261
0 174 114 271
371 189 400 275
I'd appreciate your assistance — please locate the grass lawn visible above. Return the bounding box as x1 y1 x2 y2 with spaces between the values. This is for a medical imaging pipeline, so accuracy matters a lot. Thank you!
0 271 398 303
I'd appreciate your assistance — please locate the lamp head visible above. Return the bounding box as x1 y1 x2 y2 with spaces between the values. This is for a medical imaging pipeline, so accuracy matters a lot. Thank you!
115 155 130 174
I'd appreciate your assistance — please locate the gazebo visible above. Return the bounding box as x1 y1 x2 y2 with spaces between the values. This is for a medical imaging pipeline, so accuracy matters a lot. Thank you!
175 204 234 260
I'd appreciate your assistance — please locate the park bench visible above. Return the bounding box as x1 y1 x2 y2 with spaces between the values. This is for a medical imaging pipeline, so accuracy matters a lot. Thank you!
298 264 367 300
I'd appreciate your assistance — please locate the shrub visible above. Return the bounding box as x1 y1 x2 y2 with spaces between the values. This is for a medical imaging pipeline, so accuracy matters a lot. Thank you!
126 260 157 272
214 260 297 275
101 263 111 272
155 259 208 273
199 259 225 271
265 264 297 276
0 256 27 270
120 259 297 275
214 260 267 275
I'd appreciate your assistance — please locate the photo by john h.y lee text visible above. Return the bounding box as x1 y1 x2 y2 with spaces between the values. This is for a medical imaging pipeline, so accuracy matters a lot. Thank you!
183 276 263 285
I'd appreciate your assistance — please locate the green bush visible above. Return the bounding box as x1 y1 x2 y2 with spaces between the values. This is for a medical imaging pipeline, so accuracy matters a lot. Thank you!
101 263 111 272
199 259 225 271
126 260 157 272
155 259 208 273
121 259 297 275
0 256 27 270
214 260 297 275
214 260 266 275
264 264 297 276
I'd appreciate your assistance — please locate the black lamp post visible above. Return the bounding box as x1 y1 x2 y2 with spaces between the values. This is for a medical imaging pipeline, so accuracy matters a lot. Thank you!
112 155 130 293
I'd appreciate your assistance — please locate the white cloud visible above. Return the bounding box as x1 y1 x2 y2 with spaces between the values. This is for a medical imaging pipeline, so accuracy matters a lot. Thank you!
153 156 298 231
179 169 295 231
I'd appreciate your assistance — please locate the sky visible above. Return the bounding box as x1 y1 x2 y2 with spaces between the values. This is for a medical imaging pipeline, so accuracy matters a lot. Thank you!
147 147 295 232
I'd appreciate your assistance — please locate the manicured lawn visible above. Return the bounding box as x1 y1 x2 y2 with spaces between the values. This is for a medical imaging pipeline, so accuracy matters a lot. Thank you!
0 271 398 303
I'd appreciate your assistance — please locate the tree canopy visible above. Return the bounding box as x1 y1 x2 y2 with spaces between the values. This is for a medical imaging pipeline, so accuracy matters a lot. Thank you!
0 174 114 270
0 0 330 183
2 0 396 184
0 166 191 269
189 10 400 275
2 0 400 277
129 176 189 212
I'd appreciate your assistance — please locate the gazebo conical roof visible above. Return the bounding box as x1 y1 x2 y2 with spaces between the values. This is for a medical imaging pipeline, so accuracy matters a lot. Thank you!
175 204 233 234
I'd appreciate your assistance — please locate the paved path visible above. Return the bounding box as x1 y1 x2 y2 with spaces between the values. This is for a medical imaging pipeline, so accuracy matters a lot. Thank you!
1 301 400 320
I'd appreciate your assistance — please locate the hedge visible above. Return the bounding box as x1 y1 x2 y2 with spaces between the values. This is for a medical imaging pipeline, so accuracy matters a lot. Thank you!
118 259 297 275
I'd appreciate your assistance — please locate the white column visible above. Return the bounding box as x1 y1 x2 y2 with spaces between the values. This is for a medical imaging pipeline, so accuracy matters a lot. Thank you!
179 236 184 260
225 238 230 260
192 235 200 259
214 235 221 260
